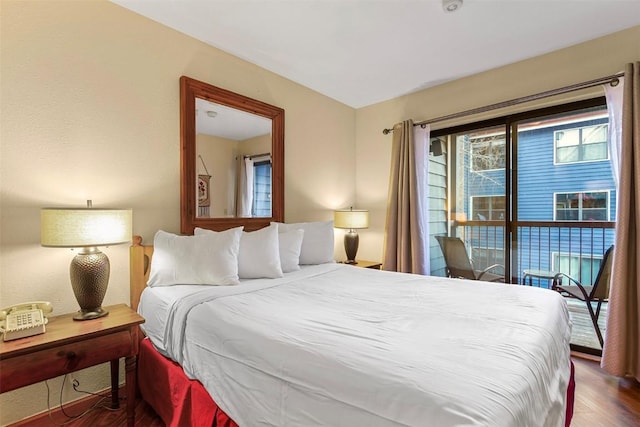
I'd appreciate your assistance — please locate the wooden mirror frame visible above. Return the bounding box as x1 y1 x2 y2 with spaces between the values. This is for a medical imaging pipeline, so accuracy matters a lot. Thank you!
180 76 284 233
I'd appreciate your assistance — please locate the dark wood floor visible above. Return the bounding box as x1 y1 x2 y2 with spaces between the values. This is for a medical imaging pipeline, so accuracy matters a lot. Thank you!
21 356 640 427
571 356 640 426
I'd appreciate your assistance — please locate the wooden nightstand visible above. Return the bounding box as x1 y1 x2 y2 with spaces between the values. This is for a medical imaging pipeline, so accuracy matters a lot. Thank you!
0 304 144 427
341 260 382 270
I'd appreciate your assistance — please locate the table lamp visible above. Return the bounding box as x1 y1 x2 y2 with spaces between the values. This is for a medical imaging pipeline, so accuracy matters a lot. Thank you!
41 201 132 320
334 207 369 264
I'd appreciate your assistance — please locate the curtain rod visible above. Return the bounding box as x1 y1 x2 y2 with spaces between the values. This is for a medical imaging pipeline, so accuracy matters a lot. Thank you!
243 152 271 159
381 72 623 135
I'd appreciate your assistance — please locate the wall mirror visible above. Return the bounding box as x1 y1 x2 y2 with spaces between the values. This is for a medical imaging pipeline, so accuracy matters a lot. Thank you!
180 76 284 233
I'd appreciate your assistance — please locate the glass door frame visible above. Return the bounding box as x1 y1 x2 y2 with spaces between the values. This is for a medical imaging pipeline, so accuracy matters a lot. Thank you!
432 97 607 284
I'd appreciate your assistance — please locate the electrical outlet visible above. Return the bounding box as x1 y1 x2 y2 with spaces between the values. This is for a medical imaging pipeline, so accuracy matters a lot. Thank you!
67 373 81 394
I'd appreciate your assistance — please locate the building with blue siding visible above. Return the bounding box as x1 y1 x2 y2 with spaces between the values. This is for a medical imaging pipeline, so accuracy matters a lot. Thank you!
460 108 615 286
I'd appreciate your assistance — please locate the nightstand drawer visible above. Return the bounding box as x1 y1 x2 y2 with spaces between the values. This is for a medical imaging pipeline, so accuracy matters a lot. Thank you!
0 330 133 392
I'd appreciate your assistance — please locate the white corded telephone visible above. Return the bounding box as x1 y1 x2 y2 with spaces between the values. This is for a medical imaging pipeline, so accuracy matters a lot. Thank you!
0 301 53 342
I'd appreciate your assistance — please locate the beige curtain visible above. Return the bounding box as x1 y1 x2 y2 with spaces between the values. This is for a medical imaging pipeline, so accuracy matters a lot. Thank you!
382 120 430 274
602 62 640 381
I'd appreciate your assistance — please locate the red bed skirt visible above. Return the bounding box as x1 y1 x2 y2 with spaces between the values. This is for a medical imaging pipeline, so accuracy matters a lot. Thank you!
138 338 238 427
138 337 575 427
566 360 575 425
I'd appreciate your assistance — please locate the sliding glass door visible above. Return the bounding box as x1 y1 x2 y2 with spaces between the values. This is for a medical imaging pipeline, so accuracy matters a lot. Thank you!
433 98 615 354
515 104 615 353
448 124 508 280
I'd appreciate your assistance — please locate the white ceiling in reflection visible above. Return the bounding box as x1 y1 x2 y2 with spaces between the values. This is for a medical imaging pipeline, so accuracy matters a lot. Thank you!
196 98 271 141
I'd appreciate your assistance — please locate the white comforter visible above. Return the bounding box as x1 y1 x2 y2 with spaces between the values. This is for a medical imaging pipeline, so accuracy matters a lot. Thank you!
140 264 572 427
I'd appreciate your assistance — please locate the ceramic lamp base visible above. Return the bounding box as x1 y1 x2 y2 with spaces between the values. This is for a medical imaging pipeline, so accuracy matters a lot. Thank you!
73 307 109 321
344 230 359 264
70 248 110 321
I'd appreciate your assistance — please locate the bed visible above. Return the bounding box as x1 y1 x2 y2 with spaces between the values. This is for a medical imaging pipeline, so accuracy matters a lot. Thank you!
130 226 575 427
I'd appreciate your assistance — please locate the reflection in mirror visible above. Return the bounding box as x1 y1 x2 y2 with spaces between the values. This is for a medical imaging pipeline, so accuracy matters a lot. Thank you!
196 99 273 218
180 76 284 234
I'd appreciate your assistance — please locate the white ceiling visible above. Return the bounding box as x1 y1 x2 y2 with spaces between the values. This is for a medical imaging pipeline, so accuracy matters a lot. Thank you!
113 0 640 108
196 98 271 140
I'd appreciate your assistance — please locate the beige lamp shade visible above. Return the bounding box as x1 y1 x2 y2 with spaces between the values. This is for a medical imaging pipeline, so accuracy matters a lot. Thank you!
334 209 369 230
41 208 132 248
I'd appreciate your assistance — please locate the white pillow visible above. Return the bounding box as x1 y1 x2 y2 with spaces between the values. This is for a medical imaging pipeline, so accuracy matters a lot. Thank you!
147 228 242 287
273 221 335 265
278 228 304 273
196 224 283 279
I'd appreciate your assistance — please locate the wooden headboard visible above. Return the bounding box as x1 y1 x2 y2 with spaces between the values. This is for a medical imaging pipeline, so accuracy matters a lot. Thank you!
130 235 153 312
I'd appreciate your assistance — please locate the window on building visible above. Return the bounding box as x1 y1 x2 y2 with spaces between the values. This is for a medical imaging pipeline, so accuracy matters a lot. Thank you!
555 124 608 164
251 161 272 217
554 191 608 221
470 135 505 171
471 195 505 220
553 252 603 287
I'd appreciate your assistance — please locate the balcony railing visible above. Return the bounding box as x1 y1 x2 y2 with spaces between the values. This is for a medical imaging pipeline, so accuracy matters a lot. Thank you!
454 220 615 285
452 219 615 352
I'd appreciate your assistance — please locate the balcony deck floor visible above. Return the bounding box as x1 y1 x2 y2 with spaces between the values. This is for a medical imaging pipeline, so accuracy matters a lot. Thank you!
565 298 606 351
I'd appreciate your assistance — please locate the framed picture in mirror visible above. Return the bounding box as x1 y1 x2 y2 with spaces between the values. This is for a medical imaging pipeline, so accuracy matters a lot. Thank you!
198 174 211 217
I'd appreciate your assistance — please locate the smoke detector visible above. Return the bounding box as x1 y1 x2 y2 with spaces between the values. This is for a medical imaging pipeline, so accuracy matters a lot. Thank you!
443 0 463 12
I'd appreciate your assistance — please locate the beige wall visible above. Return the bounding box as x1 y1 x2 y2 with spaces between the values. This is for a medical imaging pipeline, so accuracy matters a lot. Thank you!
197 134 238 217
354 25 640 263
0 1 354 424
240 134 272 157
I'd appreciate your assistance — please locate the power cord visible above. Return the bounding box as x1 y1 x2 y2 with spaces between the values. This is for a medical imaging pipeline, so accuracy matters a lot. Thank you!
71 378 124 405
45 375 125 426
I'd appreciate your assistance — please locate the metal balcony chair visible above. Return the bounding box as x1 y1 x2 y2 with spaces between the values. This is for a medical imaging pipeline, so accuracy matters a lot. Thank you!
552 245 614 347
435 236 504 282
